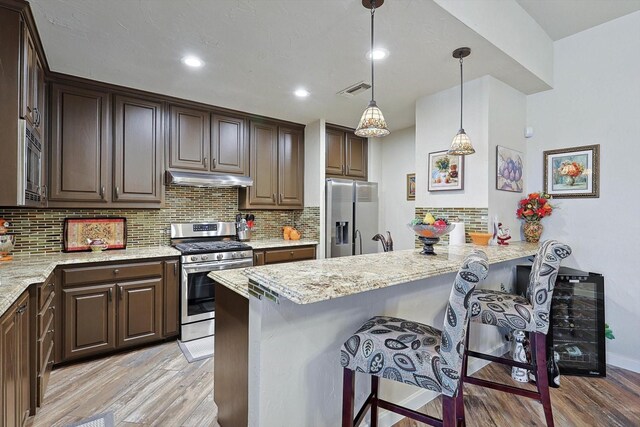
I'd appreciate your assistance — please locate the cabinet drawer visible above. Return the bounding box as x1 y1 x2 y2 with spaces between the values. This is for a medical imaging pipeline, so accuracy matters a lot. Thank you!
39 275 55 310
38 339 55 407
62 261 163 286
264 247 316 264
38 291 55 337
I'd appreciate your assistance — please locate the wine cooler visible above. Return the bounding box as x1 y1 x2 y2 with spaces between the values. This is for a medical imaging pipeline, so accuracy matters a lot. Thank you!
516 265 606 377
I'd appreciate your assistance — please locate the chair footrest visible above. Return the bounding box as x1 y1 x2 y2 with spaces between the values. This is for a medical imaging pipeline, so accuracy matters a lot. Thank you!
377 399 443 427
466 350 535 371
463 376 541 401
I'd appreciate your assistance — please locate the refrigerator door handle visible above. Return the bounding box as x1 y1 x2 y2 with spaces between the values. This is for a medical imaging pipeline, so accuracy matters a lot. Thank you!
354 229 363 255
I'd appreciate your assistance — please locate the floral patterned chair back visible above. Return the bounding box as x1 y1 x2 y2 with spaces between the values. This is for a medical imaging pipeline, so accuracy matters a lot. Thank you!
526 240 572 335
438 250 489 395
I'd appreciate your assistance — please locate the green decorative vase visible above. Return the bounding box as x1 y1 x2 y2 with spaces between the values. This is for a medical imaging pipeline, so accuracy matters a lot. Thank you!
523 221 543 243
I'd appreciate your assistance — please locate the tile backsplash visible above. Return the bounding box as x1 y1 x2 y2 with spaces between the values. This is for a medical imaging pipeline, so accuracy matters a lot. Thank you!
0 186 320 255
414 207 488 246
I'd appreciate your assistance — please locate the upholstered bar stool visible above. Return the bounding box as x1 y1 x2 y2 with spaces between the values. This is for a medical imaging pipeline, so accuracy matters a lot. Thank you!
340 250 489 427
459 240 571 427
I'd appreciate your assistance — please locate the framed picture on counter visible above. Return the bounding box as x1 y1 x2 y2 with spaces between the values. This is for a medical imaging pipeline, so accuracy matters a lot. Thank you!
63 217 128 252
406 173 416 200
544 144 600 198
428 150 464 191
496 145 524 192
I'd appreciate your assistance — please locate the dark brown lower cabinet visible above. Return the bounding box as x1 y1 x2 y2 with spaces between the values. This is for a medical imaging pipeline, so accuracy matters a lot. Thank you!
117 278 162 349
163 260 180 337
62 284 116 362
1 290 30 427
252 245 317 266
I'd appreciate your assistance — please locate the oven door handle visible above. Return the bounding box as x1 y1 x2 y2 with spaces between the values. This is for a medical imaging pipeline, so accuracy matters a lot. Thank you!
182 259 253 274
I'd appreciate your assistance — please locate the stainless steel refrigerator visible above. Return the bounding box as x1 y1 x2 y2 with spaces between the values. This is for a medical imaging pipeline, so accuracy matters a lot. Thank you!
325 178 379 258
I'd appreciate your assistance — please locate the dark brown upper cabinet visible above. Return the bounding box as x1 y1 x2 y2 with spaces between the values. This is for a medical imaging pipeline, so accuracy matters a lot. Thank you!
168 105 210 172
49 84 110 203
325 125 368 180
278 126 304 207
20 22 45 140
113 95 163 204
211 114 247 175
239 120 304 210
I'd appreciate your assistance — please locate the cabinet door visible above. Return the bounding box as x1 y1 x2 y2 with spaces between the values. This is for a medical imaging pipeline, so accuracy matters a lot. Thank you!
278 126 304 208
62 284 116 361
50 84 110 202
346 134 368 179
168 105 210 171
0 306 18 427
325 129 345 176
113 95 163 203
16 293 30 425
117 278 163 349
20 23 36 127
248 121 278 206
163 260 180 337
211 115 247 175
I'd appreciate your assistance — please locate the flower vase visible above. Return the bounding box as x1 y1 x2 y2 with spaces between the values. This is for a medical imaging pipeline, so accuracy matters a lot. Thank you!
523 221 543 243
565 175 576 186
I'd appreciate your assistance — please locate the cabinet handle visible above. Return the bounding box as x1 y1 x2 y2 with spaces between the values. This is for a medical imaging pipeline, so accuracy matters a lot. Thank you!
174 263 178 275
115 186 120 199
279 193 283 203
48 281 54 288
114 269 120 275
271 193 276 202
48 329 54 334
49 306 55 312
204 157 208 168
119 285 123 300
34 107 40 127
212 158 217 169
290 251 294 257
100 186 106 199
346 166 350 175
17 304 27 315
109 288 113 301
342 165 345 174
41 185 47 205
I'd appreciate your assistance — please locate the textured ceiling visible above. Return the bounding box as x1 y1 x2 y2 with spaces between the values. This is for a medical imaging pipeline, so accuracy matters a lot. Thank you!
516 0 640 41
28 0 629 130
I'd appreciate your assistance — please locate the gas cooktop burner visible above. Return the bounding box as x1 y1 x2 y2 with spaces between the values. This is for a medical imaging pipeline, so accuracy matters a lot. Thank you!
174 241 251 255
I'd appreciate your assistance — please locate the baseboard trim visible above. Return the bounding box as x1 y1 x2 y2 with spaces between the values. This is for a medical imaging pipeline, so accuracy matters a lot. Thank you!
607 352 640 373
375 342 510 427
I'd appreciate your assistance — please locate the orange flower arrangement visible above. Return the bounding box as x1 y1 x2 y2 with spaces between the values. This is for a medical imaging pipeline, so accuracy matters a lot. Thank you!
558 161 585 178
516 192 553 222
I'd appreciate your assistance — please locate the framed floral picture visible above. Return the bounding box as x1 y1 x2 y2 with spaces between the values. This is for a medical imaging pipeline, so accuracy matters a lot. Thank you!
428 150 464 191
406 173 416 200
544 144 600 198
496 145 524 192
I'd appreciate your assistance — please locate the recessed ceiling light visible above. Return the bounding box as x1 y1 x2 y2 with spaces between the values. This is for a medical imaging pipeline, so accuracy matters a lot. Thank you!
294 88 310 98
367 48 389 60
181 55 204 68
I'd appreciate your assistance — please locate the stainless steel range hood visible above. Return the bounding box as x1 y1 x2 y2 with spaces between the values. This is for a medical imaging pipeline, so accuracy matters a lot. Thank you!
165 171 253 188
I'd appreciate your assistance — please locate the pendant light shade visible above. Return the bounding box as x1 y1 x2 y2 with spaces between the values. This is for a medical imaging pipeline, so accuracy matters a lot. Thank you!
448 47 475 155
355 0 390 138
355 100 389 137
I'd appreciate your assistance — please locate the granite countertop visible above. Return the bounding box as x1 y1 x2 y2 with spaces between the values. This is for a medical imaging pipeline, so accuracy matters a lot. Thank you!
248 239 318 250
0 247 180 317
209 242 538 305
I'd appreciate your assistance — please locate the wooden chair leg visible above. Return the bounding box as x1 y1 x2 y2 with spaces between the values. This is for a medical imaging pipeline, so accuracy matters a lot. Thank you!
532 332 555 427
442 395 456 427
370 375 379 427
342 368 355 427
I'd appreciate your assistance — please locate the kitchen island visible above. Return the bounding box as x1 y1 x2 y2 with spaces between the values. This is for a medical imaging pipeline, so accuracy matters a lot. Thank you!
209 242 538 427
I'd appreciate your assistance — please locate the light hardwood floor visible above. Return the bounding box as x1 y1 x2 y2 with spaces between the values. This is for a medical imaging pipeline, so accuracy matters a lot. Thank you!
26 341 218 427
26 342 639 427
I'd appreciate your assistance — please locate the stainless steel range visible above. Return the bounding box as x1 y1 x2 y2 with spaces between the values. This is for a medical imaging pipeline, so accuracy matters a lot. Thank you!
171 222 253 341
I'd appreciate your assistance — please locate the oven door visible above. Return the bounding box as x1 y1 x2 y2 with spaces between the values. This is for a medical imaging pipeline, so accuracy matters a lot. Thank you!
181 258 253 324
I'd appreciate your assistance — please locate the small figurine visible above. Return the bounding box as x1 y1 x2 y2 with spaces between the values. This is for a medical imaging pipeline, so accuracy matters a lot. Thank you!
497 223 511 245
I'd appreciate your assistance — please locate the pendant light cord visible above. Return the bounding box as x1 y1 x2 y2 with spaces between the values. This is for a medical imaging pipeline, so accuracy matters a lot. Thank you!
370 1 376 103
459 56 463 131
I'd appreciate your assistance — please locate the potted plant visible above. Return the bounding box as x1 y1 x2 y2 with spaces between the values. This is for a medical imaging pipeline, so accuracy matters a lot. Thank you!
516 192 553 243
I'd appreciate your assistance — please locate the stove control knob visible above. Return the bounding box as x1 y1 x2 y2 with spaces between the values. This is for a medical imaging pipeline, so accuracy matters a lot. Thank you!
190 256 198 262
217 254 224 260
232 253 238 259
201 255 208 260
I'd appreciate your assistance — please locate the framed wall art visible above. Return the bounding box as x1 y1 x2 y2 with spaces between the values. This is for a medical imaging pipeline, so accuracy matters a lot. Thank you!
544 144 600 198
428 150 464 191
496 145 524 192
406 173 416 200
63 217 128 252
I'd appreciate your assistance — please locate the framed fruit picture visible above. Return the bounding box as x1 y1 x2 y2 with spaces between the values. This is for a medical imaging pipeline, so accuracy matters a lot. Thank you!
496 145 524 192
428 151 464 191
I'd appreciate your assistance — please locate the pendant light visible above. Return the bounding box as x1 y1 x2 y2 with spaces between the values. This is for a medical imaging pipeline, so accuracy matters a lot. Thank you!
448 47 475 155
355 0 390 138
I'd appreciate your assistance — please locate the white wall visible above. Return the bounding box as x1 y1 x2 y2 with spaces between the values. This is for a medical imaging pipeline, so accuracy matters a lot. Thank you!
415 76 489 208
526 11 640 372
487 77 527 239
379 126 416 250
